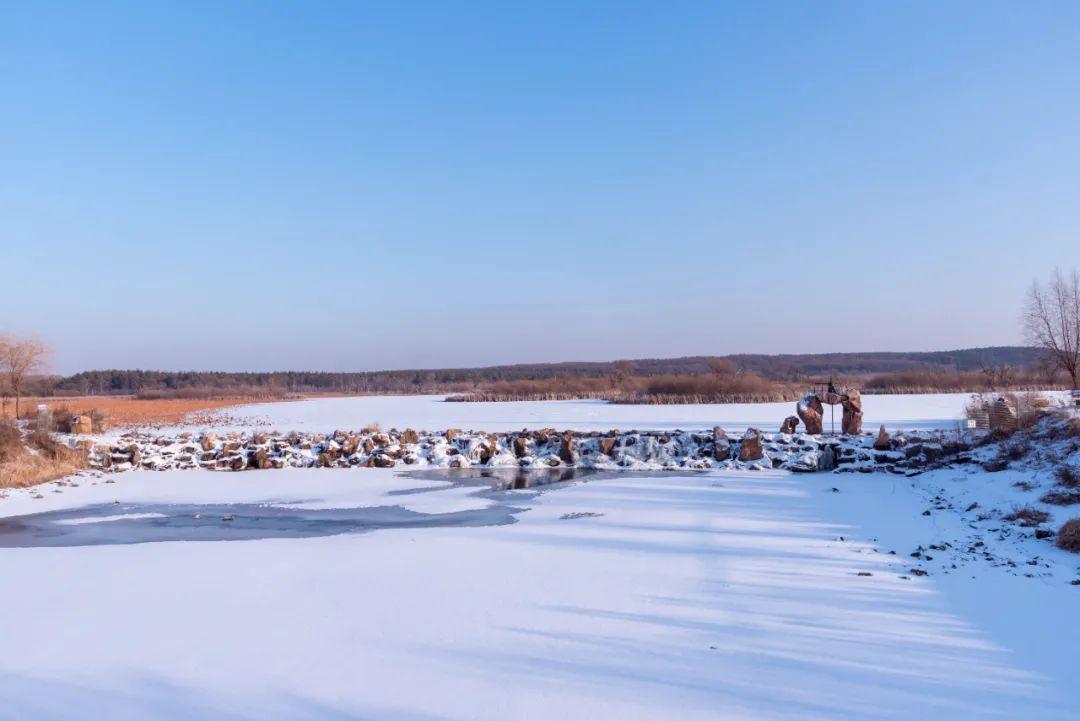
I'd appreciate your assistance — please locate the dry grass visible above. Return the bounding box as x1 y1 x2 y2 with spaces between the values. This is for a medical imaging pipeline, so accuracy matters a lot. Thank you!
1040 489 1080 506
448 371 800 404
1002 505 1051 527
1 396 273 428
1054 464 1080 489
0 421 88 489
1056 519 1080 553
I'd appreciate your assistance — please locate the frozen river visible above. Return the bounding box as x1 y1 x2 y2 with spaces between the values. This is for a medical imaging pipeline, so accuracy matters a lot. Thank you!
204 392 980 434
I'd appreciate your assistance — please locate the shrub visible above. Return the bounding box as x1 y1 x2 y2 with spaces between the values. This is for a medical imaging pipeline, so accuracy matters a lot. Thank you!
1057 519 1080 552
1002 505 1051 527
997 436 1031 462
0 421 22 462
1054 464 1080 489
1041 489 1080 506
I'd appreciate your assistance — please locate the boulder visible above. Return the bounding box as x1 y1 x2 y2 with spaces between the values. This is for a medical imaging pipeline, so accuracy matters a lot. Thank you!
598 437 618 456
873 424 891 451
371 454 396 468
200 433 218 452
558 432 578 465
400 428 419 445
738 428 764 462
341 435 360 456
779 416 800 434
797 393 824 435
248 448 272 470
445 428 462 442
713 427 731 461
818 445 837 471
513 435 529 458
841 390 863 435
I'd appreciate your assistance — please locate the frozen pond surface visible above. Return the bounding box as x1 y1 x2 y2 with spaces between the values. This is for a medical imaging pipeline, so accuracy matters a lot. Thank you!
0 464 1076 720
201 393 982 435
0 469 660 548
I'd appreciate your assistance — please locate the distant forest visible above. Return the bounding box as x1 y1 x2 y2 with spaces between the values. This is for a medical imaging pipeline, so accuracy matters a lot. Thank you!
35 346 1061 403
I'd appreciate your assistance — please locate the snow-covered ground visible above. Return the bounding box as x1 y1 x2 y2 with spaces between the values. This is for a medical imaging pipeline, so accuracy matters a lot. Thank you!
1 463 1077 720
200 393 982 435
2 394 1077 720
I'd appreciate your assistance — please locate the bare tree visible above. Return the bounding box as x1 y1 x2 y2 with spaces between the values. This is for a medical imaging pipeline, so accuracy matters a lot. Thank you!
1024 268 1080 389
0 336 50 419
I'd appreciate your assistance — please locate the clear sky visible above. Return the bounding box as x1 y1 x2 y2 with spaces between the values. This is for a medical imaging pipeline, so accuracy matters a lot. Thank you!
3 1 1079 374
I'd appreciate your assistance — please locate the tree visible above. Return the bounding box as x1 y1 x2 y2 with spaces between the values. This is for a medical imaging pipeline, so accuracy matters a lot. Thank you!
1023 268 1080 389
0 336 50 419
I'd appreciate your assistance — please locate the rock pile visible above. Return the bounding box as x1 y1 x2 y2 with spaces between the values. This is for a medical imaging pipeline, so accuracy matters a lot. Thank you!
84 424 968 477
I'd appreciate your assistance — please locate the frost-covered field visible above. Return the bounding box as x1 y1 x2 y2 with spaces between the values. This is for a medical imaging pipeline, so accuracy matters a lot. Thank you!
204 392 981 434
1 394 1077 720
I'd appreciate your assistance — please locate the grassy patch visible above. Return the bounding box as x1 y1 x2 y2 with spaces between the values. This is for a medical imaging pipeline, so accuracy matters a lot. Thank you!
1056 519 1080 553
0 421 88 489
1002 504 1051 527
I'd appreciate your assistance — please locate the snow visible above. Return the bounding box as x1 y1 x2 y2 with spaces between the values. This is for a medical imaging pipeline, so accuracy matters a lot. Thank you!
2 395 1078 719
55 512 168 525
199 392 983 435
0 464 1077 720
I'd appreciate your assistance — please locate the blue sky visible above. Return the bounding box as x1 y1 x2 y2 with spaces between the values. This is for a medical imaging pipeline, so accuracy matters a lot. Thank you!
3 1 1079 374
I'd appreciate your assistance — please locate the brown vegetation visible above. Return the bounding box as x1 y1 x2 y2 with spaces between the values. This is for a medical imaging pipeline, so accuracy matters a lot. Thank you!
0 396 270 428
1054 464 1080 489
1040 489 1080 506
448 368 801 404
1002 505 1051 527
1056 518 1080 553
0 421 88 489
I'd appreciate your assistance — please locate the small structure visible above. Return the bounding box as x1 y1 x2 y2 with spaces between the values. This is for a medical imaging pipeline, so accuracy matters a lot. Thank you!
796 381 863 435
966 395 1017 431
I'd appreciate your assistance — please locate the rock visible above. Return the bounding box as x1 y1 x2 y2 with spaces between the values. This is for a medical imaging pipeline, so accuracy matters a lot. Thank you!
362 438 375 454
598 437 618 456
228 456 246 471
558 432 578 464
841 390 863 435
445 428 462 441
200 433 218 452
873 424 891 451
252 433 269 445
248 448 272 470
513 435 529 458
713 427 731 461
738 428 764 462
779 416 799 434
341 435 360 456
371 454 396 468
818 445 837 471
316 452 336 468
400 428 419 444
797 393 824 434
